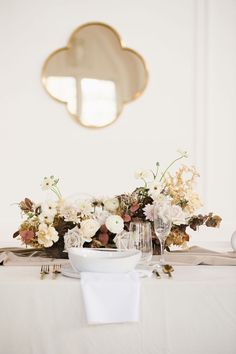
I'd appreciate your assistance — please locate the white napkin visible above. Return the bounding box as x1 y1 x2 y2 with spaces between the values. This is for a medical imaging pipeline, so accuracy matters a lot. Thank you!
80 271 140 324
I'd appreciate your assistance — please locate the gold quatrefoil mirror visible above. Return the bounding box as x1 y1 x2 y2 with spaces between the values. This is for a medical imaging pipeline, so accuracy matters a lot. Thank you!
42 22 148 128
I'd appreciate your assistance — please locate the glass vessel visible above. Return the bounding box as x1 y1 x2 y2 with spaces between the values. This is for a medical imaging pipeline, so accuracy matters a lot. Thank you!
153 201 172 265
129 221 153 264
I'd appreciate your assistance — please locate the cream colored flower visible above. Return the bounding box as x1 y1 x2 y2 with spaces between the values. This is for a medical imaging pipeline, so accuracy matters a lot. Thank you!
94 208 111 225
105 215 124 234
103 197 119 212
170 205 187 225
41 200 57 217
37 223 59 248
80 219 100 239
59 202 79 223
164 165 202 214
134 169 153 181
177 149 188 158
184 190 202 214
38 213 55 224
41 177 55 191
76 199 93 216
64 226 84 250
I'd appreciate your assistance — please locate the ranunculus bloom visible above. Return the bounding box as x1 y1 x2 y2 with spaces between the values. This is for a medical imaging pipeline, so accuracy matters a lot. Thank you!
20 230 35 244
123 214 131 222
105 215 124 234
103 197 119 212
80 219 100 239
130 204 139 213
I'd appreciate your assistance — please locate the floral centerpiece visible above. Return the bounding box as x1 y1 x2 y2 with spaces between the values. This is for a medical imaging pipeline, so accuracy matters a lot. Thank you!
13 152 221 258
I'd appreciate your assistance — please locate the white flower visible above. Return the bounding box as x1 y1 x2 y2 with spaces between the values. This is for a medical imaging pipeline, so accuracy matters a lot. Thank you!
105 215 124 234
41 176 55 191
143 203 154 221
41 200 57 217
76 199 93 216
148 180 163 200
154 196 172 223
170 205 187 225
177 149 188 158
184 190 202 214
134 169 153 181
37 223 59 248
38 213 55 224
80 219 100 239
64 226 84 250
94 208 111 225
103 197 119 212
59 202 79 223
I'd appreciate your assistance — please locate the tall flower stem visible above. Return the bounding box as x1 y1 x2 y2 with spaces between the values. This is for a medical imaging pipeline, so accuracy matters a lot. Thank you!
51 186 62 199
160 155 186 182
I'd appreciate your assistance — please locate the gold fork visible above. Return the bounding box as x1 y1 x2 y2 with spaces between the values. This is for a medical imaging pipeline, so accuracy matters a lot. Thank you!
162 264 174 278
40 265 49 280
52 264 61 279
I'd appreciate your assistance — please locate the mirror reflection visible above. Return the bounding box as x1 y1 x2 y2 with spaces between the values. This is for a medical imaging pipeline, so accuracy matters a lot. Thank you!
42 22 148 128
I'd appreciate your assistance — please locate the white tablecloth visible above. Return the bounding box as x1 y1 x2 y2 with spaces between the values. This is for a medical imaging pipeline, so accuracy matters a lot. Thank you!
0 264 236 354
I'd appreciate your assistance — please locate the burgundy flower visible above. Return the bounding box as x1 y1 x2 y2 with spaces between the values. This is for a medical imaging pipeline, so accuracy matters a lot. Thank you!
123 214 131 222
98 232 109 246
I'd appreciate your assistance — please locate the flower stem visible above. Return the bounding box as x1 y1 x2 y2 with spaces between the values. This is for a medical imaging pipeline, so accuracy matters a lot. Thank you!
50 187 61 199
160 155 186 182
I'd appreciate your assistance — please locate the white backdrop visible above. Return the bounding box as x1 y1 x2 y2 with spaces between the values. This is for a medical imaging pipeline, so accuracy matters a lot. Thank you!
0 0 235 245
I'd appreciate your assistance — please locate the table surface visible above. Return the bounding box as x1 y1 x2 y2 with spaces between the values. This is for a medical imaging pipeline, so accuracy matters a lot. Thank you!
1 264 236 354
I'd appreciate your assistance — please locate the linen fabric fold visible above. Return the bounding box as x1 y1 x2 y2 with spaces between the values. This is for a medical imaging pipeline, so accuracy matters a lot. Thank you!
80 271 140 324
151 246 236 266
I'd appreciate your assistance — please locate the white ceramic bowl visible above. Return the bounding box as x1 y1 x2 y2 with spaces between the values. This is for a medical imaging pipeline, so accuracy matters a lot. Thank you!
68 248 141 273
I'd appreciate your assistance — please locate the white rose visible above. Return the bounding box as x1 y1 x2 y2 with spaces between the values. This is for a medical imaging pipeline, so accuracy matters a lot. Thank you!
170 205 187 225
64 226 84 250
105 215 124 234
80 219 100 239
103 198 119 212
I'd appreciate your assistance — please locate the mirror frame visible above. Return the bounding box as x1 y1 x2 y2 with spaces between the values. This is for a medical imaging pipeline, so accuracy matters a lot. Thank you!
41 22 149 128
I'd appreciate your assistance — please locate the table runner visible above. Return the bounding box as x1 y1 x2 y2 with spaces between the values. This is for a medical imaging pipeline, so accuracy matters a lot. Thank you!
1 246 236 266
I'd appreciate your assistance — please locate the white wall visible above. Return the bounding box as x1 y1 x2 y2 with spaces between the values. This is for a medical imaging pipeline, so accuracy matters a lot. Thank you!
0 0 235 246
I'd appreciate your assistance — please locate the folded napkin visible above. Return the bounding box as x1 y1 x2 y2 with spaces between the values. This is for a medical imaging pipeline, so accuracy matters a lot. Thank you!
152 246 236 266
80 271 140 325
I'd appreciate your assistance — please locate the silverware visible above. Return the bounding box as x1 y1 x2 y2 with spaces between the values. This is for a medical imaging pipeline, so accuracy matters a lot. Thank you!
40 265 49 279
52 264 61 279
162 264 174 278
152 269 161 279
